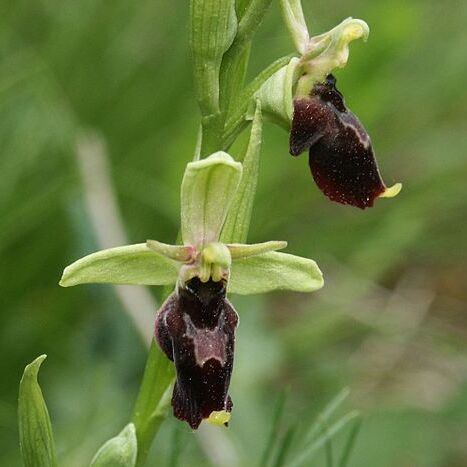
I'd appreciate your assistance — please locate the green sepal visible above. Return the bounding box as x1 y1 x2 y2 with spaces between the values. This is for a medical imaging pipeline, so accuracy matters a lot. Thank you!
296 17 369 96
280 0 309 54
90 423 137 467
190 0 237 116
59 244 179 287
228 241 287 259
221 102 262 243
18 355 58 467
228 251 323 294
255 57 301 129
181 151 242 247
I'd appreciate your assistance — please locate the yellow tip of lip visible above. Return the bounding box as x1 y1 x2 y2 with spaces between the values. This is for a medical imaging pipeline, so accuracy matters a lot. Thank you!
379 183 402 199
206 410 231 426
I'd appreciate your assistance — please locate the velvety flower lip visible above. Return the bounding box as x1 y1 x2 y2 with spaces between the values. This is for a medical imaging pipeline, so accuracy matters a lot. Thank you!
290 74 401 209
155 277 238 429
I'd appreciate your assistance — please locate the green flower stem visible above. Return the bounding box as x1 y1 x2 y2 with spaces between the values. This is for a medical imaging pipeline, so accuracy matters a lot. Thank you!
132 339 175 467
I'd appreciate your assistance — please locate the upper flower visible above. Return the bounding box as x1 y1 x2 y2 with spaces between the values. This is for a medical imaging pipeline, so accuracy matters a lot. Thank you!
256 3 401 208
60 151 323 428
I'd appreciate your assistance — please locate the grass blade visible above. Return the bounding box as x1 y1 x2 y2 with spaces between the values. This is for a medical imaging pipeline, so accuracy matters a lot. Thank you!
259 391 287 467
337 416 362 467
289 411 360 467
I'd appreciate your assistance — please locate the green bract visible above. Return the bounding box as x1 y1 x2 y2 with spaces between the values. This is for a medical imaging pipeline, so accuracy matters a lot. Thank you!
18 355 58 467
60 151 323 295
90 424 137 467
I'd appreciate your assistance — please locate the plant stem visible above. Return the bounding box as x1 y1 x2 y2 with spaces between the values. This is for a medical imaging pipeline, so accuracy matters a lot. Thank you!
132 341 175 466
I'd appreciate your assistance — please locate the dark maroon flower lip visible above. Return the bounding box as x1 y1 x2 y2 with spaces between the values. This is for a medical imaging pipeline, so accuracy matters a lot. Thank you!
290 74 400 209
155 277 238 429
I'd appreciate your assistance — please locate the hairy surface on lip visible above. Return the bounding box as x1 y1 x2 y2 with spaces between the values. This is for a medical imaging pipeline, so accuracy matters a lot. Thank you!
290 74 386 209
155 278 238 429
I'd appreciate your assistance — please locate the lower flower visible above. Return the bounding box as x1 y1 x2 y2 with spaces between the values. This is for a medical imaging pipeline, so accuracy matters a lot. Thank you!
155 277 238 429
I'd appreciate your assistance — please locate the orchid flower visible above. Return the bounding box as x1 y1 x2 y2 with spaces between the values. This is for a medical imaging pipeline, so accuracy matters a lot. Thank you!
60 151 323 428
256 2 401 208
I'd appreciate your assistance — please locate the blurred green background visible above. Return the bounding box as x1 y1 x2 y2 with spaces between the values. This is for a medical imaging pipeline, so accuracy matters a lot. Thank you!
1 0 467 465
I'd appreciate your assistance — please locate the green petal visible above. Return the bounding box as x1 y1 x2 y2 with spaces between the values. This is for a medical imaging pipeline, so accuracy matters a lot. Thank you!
296 18 369 96
227 240 287 259
181 151 242 247
18 355 58 467
59 244 178 287
90 423 137 467
146 240 193 262
229 251 323 295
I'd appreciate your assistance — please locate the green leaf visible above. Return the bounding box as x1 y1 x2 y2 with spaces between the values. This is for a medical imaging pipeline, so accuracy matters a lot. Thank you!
181 151 242 247
190 0 237 116
223 54 295 147
90 423 137 467
255 57 301 129
280 0 309 54
229 251 323 295
59 244 178 287
221 103 262 243
271 424 297 467
337 416 362 467
305 387 350 443
219 0 273 114
231 0 273 49
259 391 287 467
289 411 360 467
219 41 251 115
18 355 58 467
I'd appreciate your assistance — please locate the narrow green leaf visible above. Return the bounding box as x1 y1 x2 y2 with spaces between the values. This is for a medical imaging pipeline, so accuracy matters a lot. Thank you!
59 244 179 287
231 0 273 49
271 425 297 467
132 341 175 467
229 251 323 295
337 416 362 467
219 41 251 115
190 0 237 116
223 54 295 147
219 0 273 115
305 388 350 444
18 355 58 467
259 391 287 467
221 103 262 243
90 423 137 467
181 151 242 247
289 411 360 467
